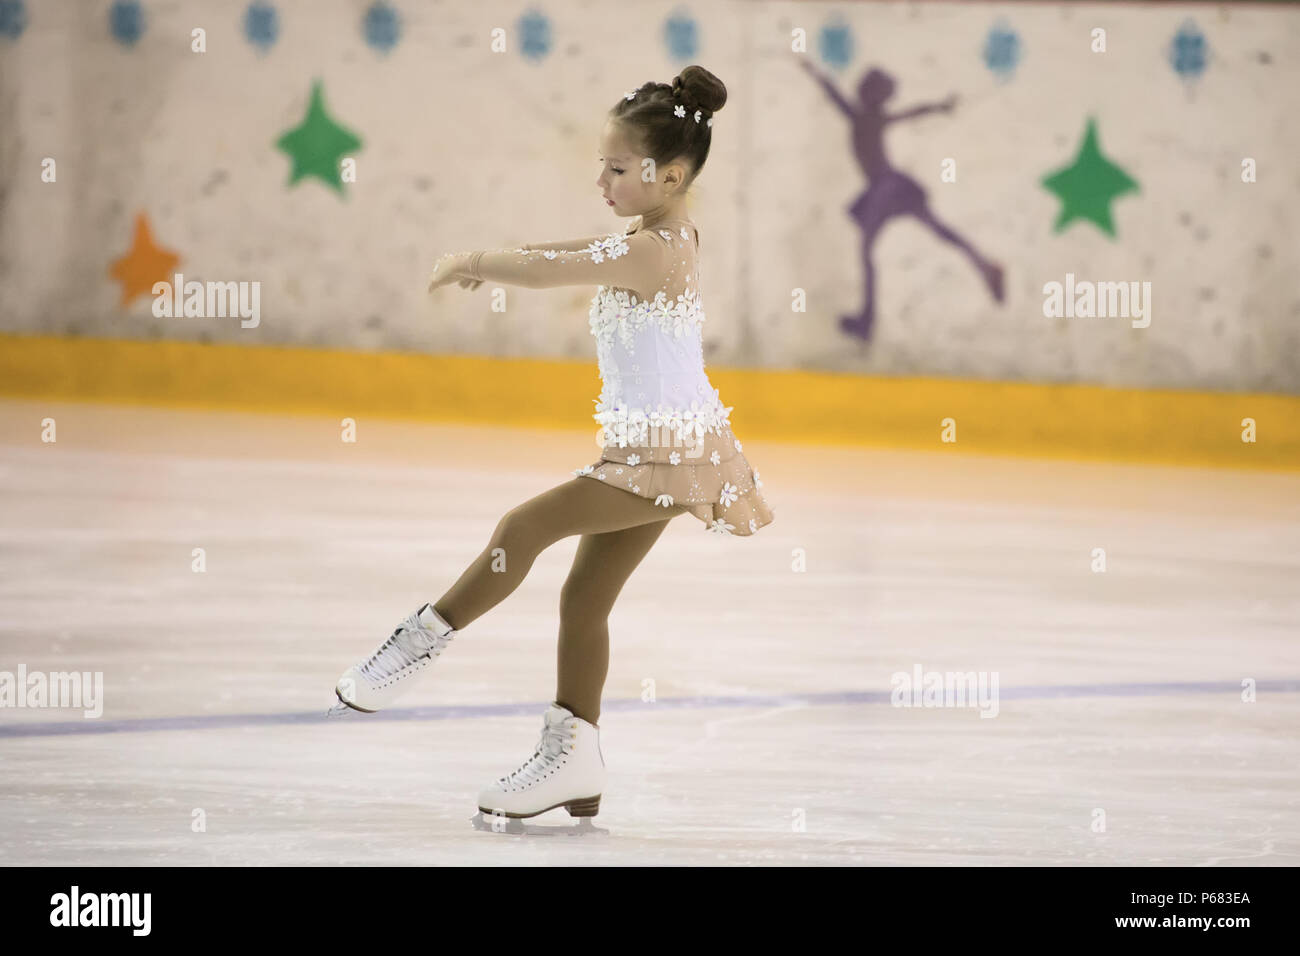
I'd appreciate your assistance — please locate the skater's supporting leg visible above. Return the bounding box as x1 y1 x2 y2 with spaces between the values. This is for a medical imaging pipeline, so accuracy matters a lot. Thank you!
554 519 673 725
434 476 686 631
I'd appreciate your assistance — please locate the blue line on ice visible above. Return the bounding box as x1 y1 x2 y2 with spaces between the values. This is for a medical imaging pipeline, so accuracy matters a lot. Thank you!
1 680 1297 739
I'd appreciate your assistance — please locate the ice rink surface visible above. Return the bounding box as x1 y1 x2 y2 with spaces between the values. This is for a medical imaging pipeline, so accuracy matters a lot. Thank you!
1 398 1297 865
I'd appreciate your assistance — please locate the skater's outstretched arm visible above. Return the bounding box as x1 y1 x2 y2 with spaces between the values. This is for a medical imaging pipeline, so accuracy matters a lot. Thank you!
885 95 957 124
429 227 665 293
516 216 643 252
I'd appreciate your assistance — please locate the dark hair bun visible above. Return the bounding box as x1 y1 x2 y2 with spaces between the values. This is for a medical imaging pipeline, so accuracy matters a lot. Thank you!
673 65 727 115
612 67 727 183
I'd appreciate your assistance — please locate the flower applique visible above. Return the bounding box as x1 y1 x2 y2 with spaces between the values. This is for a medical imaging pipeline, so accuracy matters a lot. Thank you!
591 286 704 350
585 233 630 264
719 482 738 508
626 453 641 466
709 450 721 466
708 517 735 535
520 231 628 265
669 451 681 465
589 376 732 450
673 104 686 118
655 494 675 508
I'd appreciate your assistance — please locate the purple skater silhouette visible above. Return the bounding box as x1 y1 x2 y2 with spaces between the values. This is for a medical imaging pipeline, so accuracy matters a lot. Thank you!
800 61 1005 341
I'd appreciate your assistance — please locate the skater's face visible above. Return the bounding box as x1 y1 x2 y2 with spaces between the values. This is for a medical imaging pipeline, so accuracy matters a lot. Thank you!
597 120 689 217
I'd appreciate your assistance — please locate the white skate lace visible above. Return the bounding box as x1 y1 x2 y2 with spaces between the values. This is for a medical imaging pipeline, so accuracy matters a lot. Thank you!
500 722 569 791
359 609 450 683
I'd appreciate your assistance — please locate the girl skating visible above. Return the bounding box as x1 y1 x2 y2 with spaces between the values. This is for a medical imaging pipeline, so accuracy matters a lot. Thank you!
328 66 774 828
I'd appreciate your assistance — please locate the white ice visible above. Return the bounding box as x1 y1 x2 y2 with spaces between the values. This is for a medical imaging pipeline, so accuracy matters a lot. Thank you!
1 398 1297 865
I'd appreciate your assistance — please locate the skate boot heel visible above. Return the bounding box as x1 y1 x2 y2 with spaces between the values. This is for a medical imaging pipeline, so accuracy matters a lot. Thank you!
564 795 601 818
477 703 608 821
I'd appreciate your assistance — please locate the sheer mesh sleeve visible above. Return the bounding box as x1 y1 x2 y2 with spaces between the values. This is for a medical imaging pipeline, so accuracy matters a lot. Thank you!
517 217 643 252
466 228 667 292
516 235 605 253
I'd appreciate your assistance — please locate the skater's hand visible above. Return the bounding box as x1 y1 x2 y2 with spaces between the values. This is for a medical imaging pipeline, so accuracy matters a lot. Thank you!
428 253 481 293
427 254 459 292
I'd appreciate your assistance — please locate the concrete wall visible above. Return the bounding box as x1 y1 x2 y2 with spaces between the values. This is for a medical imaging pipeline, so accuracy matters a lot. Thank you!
1 0 1297 392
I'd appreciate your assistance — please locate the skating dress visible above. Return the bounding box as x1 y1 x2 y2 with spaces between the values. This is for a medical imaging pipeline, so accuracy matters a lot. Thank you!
468 218 774 536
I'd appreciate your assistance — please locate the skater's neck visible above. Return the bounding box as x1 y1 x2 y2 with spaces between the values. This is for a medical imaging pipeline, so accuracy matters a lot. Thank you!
638 206 692 231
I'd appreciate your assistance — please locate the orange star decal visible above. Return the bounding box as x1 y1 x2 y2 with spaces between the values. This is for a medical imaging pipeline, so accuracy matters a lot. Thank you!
109 213 180 306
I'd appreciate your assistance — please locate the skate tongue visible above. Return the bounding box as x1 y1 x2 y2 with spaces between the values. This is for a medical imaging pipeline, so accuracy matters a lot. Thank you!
416 604 453 637
546 703 574 725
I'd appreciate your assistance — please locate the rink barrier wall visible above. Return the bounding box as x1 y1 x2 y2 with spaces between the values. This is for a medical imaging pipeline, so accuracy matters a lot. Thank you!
1 333 1297 471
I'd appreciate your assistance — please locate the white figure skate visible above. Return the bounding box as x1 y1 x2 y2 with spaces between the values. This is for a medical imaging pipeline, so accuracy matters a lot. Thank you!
472 703 606 831
327 603 456 716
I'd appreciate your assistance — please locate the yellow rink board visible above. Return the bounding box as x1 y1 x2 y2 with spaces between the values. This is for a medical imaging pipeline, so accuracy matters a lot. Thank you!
2 333 1296 471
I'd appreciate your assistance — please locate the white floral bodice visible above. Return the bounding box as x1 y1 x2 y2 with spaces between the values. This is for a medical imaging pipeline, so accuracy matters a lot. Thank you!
588 279 732 449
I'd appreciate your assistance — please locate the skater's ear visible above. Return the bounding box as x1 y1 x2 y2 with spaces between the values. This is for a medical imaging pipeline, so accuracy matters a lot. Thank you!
659 157 691 194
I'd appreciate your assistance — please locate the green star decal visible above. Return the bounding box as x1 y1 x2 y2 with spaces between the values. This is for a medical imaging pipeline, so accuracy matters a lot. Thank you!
276 80 362 194
1041 117 1138 237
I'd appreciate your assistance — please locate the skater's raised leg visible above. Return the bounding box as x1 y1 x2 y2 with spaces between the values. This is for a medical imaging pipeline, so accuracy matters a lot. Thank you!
434 476 686 632
331 477 684 715
555 518 673 726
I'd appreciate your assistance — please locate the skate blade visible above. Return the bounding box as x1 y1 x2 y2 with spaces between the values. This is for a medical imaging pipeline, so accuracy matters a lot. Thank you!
469 811 608 837
325 698 358 718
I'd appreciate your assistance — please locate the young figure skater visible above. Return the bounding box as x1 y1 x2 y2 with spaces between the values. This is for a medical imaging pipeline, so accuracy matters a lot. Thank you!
329 66 774 824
